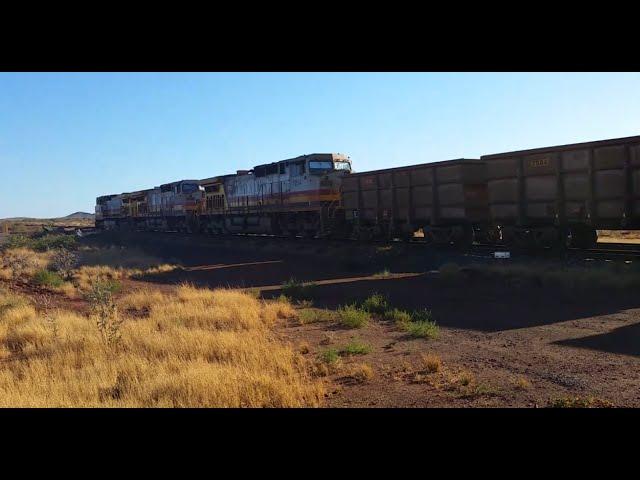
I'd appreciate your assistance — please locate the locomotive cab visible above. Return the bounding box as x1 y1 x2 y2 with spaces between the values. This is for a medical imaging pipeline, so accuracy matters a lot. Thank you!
308 157 352 174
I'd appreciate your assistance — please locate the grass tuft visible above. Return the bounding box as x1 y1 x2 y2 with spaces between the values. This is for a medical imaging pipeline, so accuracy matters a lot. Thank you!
32 269 64 288
347 363 374 383
360 293 390 315
340 338 372 356
420 353 442 373
319 348 340 364
281 278 316 301
547 396 614 408
337 305 370 329
397 311 439 340
298 308 335 324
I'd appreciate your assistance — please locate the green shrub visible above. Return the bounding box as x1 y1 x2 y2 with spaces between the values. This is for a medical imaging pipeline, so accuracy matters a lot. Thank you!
32 269 64 288
402 319 439 339
50 248 78 279
338 305 370 328
340 338 372 355
411 309 434 323
384 308 412 324
85 279 122 295
319 348 340 364
281 278 316 300
32 234 77 252
298 308 335 324
395 309 438 339
360 293 390 315
547 396 614 408
3 234 32 250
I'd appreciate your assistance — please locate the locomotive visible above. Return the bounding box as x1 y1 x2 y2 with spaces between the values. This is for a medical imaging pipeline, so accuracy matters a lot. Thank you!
96 134 640 249
96 153 352 238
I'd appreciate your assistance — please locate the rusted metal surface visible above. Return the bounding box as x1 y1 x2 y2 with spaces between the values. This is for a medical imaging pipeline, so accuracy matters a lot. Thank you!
483 135 640 229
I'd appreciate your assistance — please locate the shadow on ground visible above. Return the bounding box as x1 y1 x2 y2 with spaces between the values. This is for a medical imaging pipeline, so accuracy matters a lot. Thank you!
85 232 640 334
554 322 640 357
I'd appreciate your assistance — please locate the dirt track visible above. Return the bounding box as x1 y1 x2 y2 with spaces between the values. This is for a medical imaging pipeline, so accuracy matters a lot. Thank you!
86 232 640 407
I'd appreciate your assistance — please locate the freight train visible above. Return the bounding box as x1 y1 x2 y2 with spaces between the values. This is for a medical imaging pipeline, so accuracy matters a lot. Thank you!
95 135 640 249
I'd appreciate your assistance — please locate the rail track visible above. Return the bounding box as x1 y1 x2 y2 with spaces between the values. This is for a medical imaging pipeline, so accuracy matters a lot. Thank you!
82 228 640 264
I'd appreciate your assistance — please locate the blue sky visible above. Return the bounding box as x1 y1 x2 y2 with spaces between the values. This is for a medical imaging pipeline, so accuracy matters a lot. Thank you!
1 72 639 218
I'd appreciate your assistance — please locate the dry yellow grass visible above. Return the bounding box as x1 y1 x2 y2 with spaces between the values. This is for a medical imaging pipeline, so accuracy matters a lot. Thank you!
0 248 52 281
0 286 323 407
77 246 168 270
420 353 442 374
346 363 374 383
73 265 126 292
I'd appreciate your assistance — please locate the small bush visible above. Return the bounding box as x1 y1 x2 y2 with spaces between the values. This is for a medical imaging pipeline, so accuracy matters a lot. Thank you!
85 281 123 346
277 294 292 304
298 308 334 324
1 249 38 281
337 305 370 329
281 278 316 301
32 234 77 252
348 363 374 383
547 396 614 408
457 371 474 387
50 249 78 279
514 376 531 390
360 293 390 315
320 348 340 364
384 308 412 324
403 320 439 339
32 269 64 288
83 278 122 296
340 338 372 356
3 234 31 250
411 309 434 323
420 353 442 373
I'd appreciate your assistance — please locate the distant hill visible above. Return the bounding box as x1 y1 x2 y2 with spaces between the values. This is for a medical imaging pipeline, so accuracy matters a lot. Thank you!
0 212 94 223
60 212 94 220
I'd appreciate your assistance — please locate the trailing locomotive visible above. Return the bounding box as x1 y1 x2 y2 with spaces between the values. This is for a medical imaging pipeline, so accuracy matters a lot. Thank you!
95 134 640 249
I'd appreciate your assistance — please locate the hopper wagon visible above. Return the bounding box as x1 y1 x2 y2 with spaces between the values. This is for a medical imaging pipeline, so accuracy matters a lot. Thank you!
483 135 640 248
341 159 489 247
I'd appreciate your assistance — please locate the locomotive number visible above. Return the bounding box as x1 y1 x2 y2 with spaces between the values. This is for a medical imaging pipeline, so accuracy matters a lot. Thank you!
529 157 550 168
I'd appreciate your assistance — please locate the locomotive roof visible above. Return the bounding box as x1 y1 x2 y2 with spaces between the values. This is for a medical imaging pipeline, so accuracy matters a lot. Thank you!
199 174 235 184
482 134 640 159
346 158 482 177
159 179 200 187
253 153 349 170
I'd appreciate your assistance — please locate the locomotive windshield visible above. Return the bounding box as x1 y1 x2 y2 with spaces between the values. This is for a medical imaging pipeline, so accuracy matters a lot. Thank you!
181 183 201 194
309 161 333 171
334 160 351 171
309 160 352 173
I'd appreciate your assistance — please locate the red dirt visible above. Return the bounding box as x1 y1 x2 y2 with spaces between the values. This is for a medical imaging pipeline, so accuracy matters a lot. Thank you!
8 232 640 407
